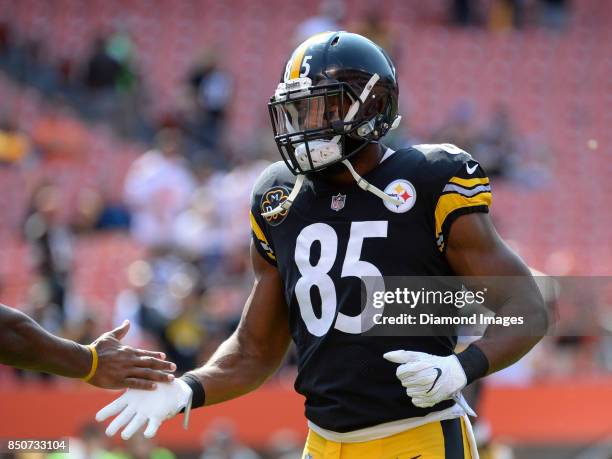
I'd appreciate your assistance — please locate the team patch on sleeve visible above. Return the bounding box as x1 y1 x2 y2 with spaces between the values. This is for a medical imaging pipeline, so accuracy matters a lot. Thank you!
434 162 492 252
250 210 277 263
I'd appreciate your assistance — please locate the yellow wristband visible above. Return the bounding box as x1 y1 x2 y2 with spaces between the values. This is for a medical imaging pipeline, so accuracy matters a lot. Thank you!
82 344 98 382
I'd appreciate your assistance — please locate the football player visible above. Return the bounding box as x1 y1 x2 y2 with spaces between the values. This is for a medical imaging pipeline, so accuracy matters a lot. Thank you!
96 32 547 457
0 303 175 389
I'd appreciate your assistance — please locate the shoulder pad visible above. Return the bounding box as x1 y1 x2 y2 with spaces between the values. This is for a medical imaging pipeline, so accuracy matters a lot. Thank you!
250 161 296 201
412 143 473 162
410 143 474 185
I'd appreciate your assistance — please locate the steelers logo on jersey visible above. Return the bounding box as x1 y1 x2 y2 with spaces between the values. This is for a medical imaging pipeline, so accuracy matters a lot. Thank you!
383 179 417 213
261 186 290 226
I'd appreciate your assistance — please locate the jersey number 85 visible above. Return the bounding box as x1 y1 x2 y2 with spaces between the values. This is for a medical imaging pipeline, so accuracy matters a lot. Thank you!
294 221 387 336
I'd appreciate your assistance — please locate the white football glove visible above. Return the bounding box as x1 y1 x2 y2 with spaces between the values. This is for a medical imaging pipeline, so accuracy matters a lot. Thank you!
95 379 193 440
384 350 475 416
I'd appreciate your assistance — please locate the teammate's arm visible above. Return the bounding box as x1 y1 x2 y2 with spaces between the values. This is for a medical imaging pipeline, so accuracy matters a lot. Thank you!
444 212 548 374
0 304 175 389
95 242 292 439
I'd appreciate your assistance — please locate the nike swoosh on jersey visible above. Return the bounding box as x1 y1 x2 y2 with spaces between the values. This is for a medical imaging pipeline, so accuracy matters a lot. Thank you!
466 163 478 174
426 368 442 393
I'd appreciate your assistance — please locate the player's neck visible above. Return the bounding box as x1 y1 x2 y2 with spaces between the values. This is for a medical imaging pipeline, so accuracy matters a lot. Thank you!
316 143 384 186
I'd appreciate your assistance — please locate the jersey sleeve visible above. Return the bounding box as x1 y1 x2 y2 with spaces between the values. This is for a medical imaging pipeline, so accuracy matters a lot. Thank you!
250 208 277 265
249 169 278 266
433 159 492 252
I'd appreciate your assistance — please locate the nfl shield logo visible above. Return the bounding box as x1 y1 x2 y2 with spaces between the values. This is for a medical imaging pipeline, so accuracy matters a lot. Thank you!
331 193 346 211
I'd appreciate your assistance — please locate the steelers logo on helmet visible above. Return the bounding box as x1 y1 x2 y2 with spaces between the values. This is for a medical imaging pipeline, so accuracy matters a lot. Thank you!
261 186 290 225
383 179 417 213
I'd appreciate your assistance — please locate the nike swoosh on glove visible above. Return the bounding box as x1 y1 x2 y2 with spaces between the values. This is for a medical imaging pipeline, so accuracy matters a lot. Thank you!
383 350 467 409
95 379 192 440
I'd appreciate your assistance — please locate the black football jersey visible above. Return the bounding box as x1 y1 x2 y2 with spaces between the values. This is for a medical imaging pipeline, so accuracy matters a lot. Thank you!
249 144 492 432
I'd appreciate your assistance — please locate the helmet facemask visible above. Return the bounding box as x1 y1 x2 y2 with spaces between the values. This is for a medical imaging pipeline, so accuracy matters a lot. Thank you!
269 76 381 175
262 73 403 218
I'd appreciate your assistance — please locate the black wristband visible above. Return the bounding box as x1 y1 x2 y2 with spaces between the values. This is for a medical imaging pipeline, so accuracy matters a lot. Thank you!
180 373 206 408
457 344 489 385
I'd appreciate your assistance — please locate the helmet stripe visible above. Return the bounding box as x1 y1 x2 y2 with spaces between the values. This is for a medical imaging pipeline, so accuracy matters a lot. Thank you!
288 32 335 80
289 42 308 79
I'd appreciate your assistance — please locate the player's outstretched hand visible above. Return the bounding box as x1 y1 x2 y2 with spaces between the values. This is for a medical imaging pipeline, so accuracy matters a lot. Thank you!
383 350 467 409
89 320 176 390
96 380 193 440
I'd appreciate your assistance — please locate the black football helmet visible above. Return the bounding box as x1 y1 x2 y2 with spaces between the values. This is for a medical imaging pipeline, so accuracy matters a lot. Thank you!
268 31 401 175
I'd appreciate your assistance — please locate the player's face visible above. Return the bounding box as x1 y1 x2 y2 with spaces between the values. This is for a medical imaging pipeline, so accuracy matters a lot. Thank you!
273 93 351 136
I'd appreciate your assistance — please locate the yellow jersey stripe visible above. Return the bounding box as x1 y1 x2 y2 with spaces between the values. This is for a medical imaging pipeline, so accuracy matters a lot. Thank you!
250 211 276 261
448 176 490 188
250 211 269 244
434 192 492 240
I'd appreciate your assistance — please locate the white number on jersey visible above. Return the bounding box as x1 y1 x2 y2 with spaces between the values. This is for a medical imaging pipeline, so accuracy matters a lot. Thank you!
294 221 387 336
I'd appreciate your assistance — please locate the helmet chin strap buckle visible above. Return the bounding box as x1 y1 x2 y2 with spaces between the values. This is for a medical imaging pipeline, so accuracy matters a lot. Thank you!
357 119 376 137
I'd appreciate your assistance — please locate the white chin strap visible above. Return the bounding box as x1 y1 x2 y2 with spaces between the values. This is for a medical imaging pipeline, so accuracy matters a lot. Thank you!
261 73 402 218
341 159 402 206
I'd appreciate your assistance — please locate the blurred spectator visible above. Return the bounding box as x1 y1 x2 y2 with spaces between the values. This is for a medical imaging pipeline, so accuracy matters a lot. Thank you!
473 104 516 178
114 259 169 347
187 52 232 150
123 128 197 250
353 7 399 65
201 422 261 459
125 434 176 459
506 135 553 188
294 0 345 44
432 99 478 153
23 183 74 320
0 22 16 73
0 117 30 163
267 430 304 459
0 22 9 56
539 0 569 29
73 187 131 233
489 0 520 31
26 280 64 338
163 271 207 372
31 101 88 160
170 161 267 265
114 255 211 369
16 39 58 91
170 187 220 260
106 26 138 93
449 0 482 26
82 36 122 123
105 26 146 137
84 37 121 91
48 422 113 459
63 311 100 346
